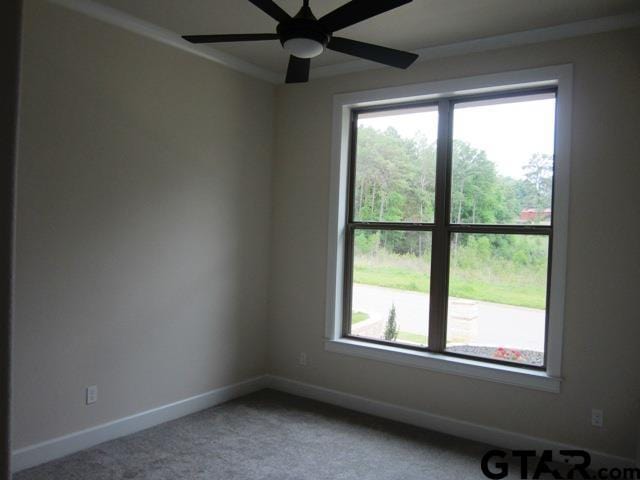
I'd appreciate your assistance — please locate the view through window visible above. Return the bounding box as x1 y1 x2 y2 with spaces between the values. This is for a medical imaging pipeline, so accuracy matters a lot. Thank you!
344 90 556 368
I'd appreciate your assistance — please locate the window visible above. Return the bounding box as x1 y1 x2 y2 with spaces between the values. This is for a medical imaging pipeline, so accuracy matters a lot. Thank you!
326 67 572 391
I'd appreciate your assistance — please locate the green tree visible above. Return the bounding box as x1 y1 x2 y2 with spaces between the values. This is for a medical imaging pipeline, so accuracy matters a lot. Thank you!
354 127 437 226
451 140 520 225
352 126 552 278
383 303 399 341
521 153 553 214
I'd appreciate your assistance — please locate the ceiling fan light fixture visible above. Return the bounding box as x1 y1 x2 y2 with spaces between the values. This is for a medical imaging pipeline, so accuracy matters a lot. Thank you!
282 37 324 58
182 0 419 84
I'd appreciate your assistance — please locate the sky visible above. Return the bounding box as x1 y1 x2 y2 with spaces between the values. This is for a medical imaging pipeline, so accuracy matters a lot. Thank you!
358 95 556 180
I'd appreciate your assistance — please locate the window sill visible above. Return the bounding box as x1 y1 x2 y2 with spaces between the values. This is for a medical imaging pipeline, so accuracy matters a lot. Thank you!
324 338 561 393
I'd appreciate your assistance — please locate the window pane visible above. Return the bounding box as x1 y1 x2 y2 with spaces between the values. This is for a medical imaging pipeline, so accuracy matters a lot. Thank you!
445 233 549 366
451 93 556 225
349 229 431 347
354 106 438 223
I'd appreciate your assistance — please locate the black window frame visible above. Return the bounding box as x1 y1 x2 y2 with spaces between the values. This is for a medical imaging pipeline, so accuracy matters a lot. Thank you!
341 86 558 371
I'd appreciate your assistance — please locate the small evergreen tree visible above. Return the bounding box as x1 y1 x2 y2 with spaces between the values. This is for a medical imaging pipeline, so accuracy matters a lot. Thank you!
383 303 399 341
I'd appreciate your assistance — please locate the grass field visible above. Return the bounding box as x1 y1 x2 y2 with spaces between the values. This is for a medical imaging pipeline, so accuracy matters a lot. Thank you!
352 311 369 324
396 331 427 345
353 263 546 309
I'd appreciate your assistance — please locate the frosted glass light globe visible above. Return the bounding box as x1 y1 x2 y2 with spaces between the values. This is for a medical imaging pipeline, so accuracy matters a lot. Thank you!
283 38 324 59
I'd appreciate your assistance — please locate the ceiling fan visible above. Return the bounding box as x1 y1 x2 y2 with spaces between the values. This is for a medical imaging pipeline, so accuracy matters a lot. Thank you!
182 0 419 83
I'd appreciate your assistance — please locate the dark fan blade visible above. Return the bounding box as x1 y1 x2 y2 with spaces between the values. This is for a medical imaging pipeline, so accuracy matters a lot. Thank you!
285 56 311 83
328 37 418 69
248 0 291 23
183 33 279 44
320 0 412 33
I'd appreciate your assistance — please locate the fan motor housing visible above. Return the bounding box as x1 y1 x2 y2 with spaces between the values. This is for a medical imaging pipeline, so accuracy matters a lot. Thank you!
277 18 331 49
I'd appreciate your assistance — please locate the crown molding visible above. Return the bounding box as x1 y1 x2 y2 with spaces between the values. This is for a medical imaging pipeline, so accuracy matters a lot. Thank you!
310 12 640 80
47 0 640 85
47 0 281 84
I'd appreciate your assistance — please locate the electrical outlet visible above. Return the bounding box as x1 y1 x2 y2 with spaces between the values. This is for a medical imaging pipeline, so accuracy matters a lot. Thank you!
591 408 603 427
86 385 98 405
298 352 307 366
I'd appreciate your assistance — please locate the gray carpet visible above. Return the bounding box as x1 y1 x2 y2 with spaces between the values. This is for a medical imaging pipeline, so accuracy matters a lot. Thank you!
14 389 558 479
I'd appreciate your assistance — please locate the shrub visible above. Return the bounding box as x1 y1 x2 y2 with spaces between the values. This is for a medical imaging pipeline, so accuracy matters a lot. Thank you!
383 304 399 341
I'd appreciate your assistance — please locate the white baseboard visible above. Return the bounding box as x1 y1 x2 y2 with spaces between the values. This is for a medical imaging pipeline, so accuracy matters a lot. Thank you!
12 375 269 473
12 373 635 473
267 375 635 471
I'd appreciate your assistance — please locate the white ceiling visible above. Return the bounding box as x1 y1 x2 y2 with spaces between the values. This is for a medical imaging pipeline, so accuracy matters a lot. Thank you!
95 0 640 75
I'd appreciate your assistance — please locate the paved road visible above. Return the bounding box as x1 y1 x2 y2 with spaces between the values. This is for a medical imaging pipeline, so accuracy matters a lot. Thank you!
352 283 545 351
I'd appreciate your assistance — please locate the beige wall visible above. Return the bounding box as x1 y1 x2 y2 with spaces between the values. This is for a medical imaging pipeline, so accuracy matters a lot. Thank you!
13 0 274 449
270 28 640 459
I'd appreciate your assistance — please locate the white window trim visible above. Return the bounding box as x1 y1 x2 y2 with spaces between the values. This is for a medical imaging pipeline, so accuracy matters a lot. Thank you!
325 65 573 393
